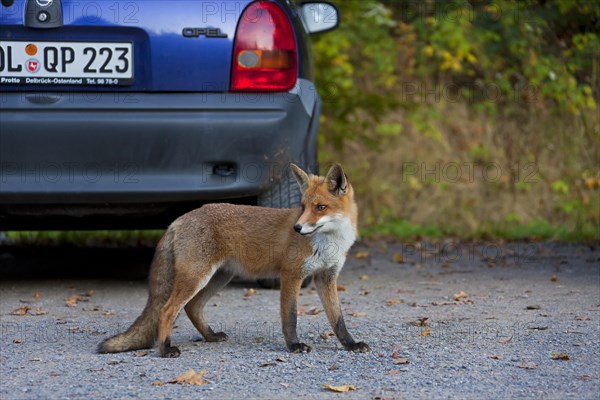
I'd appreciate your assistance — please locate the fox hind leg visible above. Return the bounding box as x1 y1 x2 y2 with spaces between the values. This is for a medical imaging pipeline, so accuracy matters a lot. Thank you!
157 263 220 358
185 268 234 342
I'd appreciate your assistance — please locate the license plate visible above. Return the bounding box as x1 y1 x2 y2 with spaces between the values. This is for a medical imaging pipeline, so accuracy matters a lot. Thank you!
0 41 134 86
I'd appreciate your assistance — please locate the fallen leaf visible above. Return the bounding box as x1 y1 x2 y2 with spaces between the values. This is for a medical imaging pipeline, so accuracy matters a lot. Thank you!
489 355 501 360
359 290 369 296
517 362 538 369
134 351 148 357
83 305 102 312
328 363 338 371
337 285 346 292
280 383 290 388
578 375 591 380
102 310 116 316
322 384 359 393
414 317 429 327
259 362 276 367
245 288 257 297
551 352 570 361
526 305 541 310
391 351 399 359
575 316 590 321
394 357 409 365
154 369 207 386
29 358 42 362
83 290 96 297
320 331 335 340
34 292 41 300
10 306 31 315
65 294 88 307
359 274 369 281
276 357 287 363
355 251 369 259
550 274 558 282
419 329 431 337
392 253 404 263
107 360 127 365
385 299 401 305
386 370 402 375
498 336 513 344
297 307 321 316
453 291 474 304
13 339 23 344
350 311 367 317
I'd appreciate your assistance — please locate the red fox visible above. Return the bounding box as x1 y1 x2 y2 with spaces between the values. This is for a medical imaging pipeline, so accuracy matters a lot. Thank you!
98 163 370 357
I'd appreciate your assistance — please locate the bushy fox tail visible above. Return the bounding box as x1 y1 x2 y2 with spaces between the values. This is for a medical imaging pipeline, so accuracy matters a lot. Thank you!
97 228 175 353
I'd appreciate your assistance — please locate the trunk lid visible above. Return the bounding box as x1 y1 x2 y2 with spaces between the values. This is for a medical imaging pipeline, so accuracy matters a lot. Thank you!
0 0 254 91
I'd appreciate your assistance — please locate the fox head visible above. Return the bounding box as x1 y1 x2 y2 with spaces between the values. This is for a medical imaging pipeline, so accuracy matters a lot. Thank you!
290 163 358 238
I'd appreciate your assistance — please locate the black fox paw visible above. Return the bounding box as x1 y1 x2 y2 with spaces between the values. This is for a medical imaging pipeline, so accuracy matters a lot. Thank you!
346 342 370 353
289 342 312 353
205 332 228 342
161 346 181 358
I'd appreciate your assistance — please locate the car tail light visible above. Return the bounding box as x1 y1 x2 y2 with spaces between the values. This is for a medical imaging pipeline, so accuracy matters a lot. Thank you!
230 1 297 92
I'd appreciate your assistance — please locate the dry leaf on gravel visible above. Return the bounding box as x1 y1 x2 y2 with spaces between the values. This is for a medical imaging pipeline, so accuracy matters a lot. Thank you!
498 336 513 344
489 355 502 360
392 253 404 263
517 362 538 369
10 306 31 315
394 357 410 365
414 317 429 327
526 305 541 310
359 274 369 281
419 329 431 337
65 294 89 307
350 311 367 317
385 299 401 305
297 307 322 316
328 363 338 371
453 291 474 304
386 370 402 375
34 292 41 300
551 352 570 360
153 369 207 386
322 384 359 393
320 331 335 340
550 274 558 282
245 288 257 297
354 251 369 259
337 285 346 292
134 351 148 357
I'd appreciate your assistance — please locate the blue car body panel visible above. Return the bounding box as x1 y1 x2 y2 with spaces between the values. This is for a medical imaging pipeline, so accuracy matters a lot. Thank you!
0 0 256 91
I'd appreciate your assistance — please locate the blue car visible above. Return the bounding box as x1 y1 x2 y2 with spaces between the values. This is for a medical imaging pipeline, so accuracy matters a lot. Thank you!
0 0 338 229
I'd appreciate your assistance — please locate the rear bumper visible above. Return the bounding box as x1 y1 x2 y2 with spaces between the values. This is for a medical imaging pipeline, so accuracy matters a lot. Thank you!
0 83 319 222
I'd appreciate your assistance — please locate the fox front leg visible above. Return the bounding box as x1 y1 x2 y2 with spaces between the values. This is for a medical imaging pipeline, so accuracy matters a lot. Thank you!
280 273 312 353
314 270 370 352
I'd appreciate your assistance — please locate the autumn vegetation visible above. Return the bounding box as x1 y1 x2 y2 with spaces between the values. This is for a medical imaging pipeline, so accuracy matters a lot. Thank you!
314 0 599 241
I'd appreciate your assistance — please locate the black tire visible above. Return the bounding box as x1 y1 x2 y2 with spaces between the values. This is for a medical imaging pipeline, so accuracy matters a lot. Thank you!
257 172 302 209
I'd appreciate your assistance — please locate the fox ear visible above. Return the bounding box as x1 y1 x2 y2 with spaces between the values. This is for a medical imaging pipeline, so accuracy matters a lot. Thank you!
326 163 348 196
290 163 310 194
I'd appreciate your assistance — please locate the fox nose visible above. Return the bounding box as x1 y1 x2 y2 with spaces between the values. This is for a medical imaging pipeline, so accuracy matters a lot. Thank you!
294 224 302 233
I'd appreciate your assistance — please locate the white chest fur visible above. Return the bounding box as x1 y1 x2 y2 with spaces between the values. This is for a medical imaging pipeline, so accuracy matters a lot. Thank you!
302 215 356 275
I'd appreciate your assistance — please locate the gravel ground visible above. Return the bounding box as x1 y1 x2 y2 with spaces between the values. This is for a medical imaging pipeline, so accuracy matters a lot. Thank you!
0 241 599 399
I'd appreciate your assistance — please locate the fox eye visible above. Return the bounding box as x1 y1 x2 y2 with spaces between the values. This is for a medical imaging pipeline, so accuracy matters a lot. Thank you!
316 204 327 211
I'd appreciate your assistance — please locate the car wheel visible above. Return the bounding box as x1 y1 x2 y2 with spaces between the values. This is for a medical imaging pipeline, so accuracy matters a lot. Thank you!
257 173 302 209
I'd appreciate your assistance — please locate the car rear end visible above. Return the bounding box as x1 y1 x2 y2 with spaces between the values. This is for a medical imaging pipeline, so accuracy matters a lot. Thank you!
0 0 326 228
